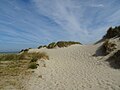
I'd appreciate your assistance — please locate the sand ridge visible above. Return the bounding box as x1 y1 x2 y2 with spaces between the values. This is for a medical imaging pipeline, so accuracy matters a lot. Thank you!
21 44 120 90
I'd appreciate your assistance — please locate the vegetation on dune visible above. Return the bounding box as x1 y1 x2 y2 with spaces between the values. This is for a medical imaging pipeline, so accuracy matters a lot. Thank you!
0 52 49 69
47 42 56 49
102 39 116 55
30 57 38 62
0 54 18 61
103 26 120 39
95 25 120 44
38 45 47 49
0 52 48 61
38 41 81 49
0 51 49 89
19 48 32 53
38 46 43 49
28 62 38 69
0 59 30 89
56 41 81 48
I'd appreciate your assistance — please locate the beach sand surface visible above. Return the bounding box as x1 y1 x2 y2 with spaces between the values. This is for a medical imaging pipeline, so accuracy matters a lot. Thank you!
22 41 120 90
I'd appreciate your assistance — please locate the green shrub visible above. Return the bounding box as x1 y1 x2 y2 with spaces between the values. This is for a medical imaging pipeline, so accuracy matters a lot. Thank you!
103 26 120 39
47 42 56 49
56 41 81 48
19 48 29 53
46 41 81 49
38 45 47 49
43 45 47 48
38 46 43 49
28 62 38 69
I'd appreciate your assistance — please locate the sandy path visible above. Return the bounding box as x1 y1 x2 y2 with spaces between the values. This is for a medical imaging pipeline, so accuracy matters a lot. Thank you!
24 44 120 90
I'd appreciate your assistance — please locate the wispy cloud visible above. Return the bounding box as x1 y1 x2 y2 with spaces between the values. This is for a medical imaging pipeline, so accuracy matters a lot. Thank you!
91 4 104 7
32 0 120 41
0 0 120 51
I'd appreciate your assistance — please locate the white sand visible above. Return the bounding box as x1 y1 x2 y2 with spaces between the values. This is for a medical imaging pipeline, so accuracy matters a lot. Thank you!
23 42 120 90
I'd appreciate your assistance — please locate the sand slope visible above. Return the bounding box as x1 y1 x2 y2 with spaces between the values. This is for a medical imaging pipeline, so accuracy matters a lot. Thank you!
23 44 120 90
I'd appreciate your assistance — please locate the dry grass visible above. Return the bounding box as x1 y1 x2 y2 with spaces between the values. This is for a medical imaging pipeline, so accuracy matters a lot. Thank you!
28 52 49 60
0 52 49 61
0 54 18 61
0 60 30 89
0 52 49 89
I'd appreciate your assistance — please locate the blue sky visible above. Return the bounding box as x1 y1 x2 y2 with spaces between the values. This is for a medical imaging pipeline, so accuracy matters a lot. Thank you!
0 0 120 52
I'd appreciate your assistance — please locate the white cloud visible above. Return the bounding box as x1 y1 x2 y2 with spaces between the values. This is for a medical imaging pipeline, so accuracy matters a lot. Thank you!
0 0 120 48
91 4 104 7
32 0 89 40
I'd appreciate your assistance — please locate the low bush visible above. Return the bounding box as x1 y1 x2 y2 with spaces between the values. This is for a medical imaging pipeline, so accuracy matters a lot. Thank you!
103 26 120 39
56 41 81 48
47 42 56 49
28 62 38 69
38 45 47 49
19 48 30 53
38 46 43 49
56 41 68 47
46 41 81 49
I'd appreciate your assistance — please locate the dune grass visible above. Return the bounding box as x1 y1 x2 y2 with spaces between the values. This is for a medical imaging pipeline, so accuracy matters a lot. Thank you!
103 26 120 39
37 41 81 49
47 42 56 49
0 59 30 89
102 39 116 55
0 52 49 75
0 52 49 70
0 52 49 61
47 41 81 49
0 52 49 89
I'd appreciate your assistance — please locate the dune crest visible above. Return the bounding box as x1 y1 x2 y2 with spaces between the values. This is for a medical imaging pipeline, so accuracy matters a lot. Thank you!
22 42 120 90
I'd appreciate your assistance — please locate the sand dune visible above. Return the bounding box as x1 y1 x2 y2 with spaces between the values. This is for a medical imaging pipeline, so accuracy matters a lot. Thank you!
21 42 120 90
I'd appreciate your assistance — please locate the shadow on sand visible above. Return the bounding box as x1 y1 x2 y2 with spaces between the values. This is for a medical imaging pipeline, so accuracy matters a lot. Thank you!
105 50 120 69
93 46 120 69
93 46 106 57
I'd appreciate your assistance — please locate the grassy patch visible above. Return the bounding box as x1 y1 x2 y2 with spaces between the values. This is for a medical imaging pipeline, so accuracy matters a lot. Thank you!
0 52 49 61
30 57 38 62
0 52 49 89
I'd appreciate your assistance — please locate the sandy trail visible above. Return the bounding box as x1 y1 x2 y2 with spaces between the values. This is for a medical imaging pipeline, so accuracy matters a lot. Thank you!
24 44 120 90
